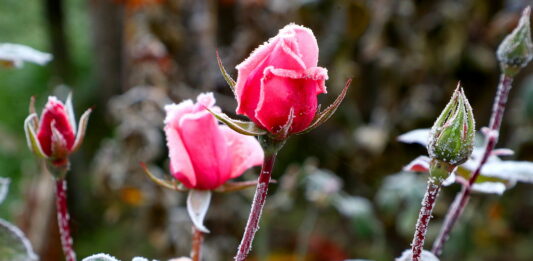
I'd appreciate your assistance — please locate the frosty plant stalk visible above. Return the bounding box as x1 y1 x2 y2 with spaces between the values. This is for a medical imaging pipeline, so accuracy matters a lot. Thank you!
410 86 475 261
431 6 533 256
212 23 351 261
24 94 92 261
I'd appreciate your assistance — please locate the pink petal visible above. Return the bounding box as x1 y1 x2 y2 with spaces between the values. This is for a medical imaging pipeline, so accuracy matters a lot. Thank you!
165 126 196 188
37 97 76 156
254 66 328 134
178 111 232 190
220 126 264 179
281 24 319 68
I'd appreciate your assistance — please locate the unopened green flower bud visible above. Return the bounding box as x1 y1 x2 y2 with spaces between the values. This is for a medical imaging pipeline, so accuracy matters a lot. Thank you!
497 6 533 76
428 85 475 167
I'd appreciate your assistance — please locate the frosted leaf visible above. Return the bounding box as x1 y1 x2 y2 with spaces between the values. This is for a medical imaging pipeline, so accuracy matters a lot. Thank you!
403 156 431 172
332 194 373 218
471 182 507 195
304 168 342 204
0 43 52 68
396 249 440 261
82 253 120 261
480 161 533 183
0 178 9 205
397 129 430 146
0 218 38 261
187 190 212 233
132 257 149 261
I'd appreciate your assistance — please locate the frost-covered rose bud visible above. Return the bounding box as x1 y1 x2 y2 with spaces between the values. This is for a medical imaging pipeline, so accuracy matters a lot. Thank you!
234 23 328 137
497 7 533 76
428 85 475 168
24 95 91 174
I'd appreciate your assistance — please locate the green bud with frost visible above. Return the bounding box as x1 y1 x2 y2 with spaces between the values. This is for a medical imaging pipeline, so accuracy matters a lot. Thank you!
497 6 533 76
428 85 475 168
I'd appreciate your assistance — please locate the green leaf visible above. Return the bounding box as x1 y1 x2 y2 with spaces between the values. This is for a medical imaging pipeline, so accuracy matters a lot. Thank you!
0 218 38 261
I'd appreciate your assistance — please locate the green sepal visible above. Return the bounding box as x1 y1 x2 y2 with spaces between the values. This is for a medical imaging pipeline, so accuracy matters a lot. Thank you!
216 50 236 95
24 114 48 159
140 162 187 192
298 79 352 135
205 107 267 136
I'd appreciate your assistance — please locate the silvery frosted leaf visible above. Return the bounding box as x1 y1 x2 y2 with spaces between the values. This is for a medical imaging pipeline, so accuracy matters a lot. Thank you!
187 190 212 233
131 257 149 261
397 128 431 146
0 43 52 68
479 161 533 183
82 253 120 261
0 178 9 205
395 249 439 261
304 168 342 204
403 156 431 172
0 218 38 261
332 194 373 218
471 182 507 195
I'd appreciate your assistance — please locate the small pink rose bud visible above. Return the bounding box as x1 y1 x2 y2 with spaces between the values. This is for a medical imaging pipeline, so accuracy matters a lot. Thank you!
25 95 91 172
235 23 329 136
164 93 264 190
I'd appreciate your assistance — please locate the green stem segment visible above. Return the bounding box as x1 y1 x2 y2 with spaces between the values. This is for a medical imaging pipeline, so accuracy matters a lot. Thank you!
411 160 452 261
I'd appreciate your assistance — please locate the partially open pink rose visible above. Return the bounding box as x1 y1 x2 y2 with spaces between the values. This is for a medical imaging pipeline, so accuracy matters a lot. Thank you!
235 23 328 135
164 93 264 190
37 97 76 157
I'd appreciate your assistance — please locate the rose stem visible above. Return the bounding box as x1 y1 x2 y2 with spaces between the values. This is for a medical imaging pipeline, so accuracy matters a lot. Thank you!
234 152 277 261
55 178 76 261
191 226 204 261
411 178 442 261
432 74 513 256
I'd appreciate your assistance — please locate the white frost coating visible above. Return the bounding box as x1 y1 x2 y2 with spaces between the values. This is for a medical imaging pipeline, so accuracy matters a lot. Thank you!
131 257 149 261
0 177 9 205
0 218 39 261
235 182 268 259
0 43 52 67
480 161 533 183
187 189 212 233
332 194 373 218
397 129 431 146
81 253 120 261
396 249 440 261
471 182 506 195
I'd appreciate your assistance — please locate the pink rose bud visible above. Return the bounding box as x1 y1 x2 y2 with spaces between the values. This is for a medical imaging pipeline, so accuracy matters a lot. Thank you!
235 23 328 135
25 95 91 170
164 93 264 190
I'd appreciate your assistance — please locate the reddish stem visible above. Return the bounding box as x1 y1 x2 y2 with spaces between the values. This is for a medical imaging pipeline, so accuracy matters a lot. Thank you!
234 152 277 261
191 226 204 261
55 178 76 261
411 179 441 261
432 74 513 256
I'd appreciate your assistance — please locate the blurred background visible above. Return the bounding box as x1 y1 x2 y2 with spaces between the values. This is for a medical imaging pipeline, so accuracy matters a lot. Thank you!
1 0 533 260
